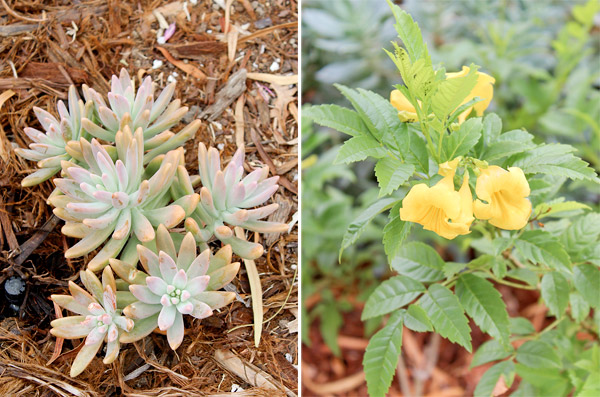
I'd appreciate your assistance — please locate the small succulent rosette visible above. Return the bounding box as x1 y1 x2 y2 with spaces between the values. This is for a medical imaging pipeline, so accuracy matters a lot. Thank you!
49 126 199 271
15 85 92 187
81 68 200 164
110 224 238 350
172 143 288 259
50 267 135 377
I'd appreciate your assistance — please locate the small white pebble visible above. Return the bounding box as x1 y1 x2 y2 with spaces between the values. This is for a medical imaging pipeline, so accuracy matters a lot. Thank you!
285 353 293 363
217 143 225 150
190 0 198 4
269 60 280 72
152 60 163 69
291 264 297 270
207 29 212 34
157 36 166 45
167 74 178 83
231 384 244 392
241 23 250 30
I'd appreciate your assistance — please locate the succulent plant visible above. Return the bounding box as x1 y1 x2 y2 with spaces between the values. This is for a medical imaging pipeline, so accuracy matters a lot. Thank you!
110 225 238 350
50 267 134 377
171 143 288 259
81 68 200 164
15 85 91 187
49 126 199 271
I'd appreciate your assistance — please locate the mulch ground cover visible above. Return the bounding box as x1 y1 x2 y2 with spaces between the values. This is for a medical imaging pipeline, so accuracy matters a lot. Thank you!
0 1 298 395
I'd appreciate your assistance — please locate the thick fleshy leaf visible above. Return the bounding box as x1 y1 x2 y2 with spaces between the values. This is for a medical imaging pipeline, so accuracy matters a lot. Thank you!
138 245 160 276
166 312 185 351
68 281 96 307
123 301 161 319
190 299 213 319
146 276 168 296
195 291 235 310
65 227 113 258
50 315 87 328
80 270 104 302
119 314 159 343
51 321 95 339
207 263 240 291
159 251 178 284
131 208 155 242
172 269 188 289
130 285 161 304
70 339 103 377
155 224 177 259
187 249 211 279
176 232 197 271
142 205 185 228
103 339 120 364
186 275 210 296
87 236 129 272
158 305 177 330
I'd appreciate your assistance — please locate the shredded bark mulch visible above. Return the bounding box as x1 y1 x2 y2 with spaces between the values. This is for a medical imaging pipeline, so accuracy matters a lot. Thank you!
0 1 298 395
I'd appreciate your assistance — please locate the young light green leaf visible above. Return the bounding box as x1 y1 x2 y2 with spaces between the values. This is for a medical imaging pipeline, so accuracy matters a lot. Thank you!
405 129 429 173
403 304 432 332
515 364 570 395
573 264 600 309
340 198 396 258
363 311 404 397
431 66 478 121
570 292 590 323
383 204 412 263
474 361 515 397
482 112 502 147
374 158 415 197
516 341 561 368
456 273 510 348
514 230 571 272
442 117 482 161
362 275 425 320
391 242 445 282
562 213 600 260
471 339 514 368
535 200 591 219
509 143 600 183
335 135 387 164
387 0 429 63
303 104 370 137
506 268 539 287
541 272 570 317
420 284 472 351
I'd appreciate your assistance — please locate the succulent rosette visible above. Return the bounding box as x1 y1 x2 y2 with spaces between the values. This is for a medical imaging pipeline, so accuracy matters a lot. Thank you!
110 224 238 350
172 143 288 259
15 85 92 187
50 267 134 377
50 126 198 271
81 68 199 164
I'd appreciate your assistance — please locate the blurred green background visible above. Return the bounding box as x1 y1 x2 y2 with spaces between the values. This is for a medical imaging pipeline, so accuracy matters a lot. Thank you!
301 0 600 357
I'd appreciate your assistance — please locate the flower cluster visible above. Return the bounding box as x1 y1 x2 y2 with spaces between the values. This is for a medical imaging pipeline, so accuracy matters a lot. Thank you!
400 158 531 239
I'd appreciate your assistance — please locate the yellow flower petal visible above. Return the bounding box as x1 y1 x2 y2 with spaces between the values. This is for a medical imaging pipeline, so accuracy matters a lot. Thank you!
400 168 474 240
473 166 531 230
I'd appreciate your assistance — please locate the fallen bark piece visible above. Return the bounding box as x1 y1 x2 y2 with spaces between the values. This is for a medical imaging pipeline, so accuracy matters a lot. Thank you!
20 63 88 85
247 73 298 86
156 46 206 81
214 349 295 397
163 41 227 58
200 69 247 121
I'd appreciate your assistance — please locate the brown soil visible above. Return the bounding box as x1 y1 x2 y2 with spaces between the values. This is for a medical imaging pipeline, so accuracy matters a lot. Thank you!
0 0 298 395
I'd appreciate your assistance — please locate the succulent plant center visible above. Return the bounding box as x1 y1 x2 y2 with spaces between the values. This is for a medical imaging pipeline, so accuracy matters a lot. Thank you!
161 284 191 306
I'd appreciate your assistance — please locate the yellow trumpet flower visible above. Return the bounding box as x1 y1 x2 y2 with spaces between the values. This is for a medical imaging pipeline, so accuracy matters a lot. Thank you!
400 158 474 239
473 166 531 230
390 66 495 123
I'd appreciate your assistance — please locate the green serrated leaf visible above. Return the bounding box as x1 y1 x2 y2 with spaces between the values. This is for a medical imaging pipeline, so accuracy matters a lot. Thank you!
471 339 514 368
391 242 445 282
562 213 600 260
405 129 429 173
482 113 502 147
570 292 590 323
403 304 432 332
456 273 510 348
573 264 600 309
506 268 539 287
516 340 561 368
320 303 343 356
474 361 515 397
432 67 478 121
420 284 472 351
362 275 425 320
541 272 570 317
515 364 570 395
514 230 571 272
442 117 482 161
363 311 404 397
383 206 412 263
335 135 387 164
509 143 600 183
482 129 536 161
509 317 536 335
302 104 370 137
535 200 591 219
374 157 415 197
340 198 396 258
